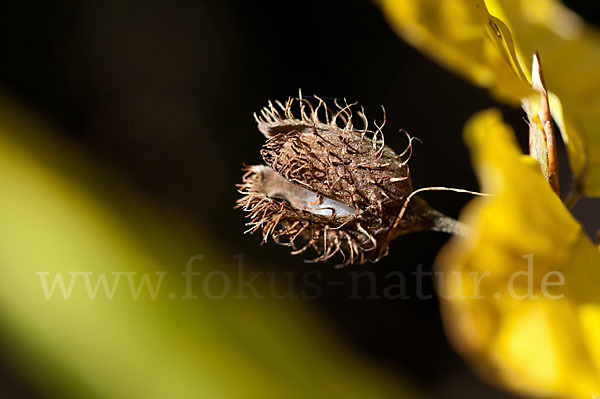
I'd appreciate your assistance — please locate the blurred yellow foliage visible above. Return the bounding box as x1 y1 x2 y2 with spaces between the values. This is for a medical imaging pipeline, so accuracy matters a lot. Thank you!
379 1 600 393
379 0 532 102
437 110 600 398
0 98 406 398
380 0 600 196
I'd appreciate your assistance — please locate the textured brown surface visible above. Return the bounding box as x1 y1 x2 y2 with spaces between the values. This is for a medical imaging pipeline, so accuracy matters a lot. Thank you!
238 96 441 265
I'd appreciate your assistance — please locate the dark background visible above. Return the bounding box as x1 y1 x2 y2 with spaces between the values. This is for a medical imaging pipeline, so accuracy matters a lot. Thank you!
1 1 598 398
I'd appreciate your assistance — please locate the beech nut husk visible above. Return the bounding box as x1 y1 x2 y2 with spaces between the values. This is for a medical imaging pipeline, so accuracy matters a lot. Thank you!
236 94 453 266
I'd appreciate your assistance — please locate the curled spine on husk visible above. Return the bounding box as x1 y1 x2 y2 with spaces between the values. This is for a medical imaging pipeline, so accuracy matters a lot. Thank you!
254 93 416 161
237 94 419 266
257 95 418 206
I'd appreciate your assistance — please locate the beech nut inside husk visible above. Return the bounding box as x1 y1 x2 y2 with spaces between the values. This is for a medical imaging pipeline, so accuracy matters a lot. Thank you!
236 94 459 266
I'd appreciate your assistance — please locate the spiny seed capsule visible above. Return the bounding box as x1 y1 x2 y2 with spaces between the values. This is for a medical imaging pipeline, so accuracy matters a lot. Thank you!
236 94 460 266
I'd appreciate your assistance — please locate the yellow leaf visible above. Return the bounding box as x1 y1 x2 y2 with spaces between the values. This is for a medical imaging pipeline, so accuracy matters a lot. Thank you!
436 109 600 398
379 0 533 103
381 0 600 196
486 0 600 196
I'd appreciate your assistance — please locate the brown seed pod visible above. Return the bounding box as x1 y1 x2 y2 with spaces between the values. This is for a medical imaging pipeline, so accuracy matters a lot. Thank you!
236 94 458 266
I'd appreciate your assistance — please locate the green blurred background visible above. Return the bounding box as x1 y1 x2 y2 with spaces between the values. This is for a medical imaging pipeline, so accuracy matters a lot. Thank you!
0 1 598 398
